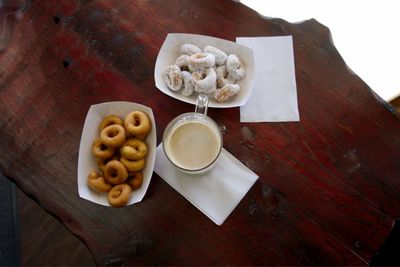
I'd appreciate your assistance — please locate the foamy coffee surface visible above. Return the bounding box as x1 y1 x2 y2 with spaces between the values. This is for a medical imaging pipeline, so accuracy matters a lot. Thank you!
165 121 221 170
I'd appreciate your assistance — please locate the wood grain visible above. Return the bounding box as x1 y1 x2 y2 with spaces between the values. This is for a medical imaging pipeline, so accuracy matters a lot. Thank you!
1 0 400 265
16 188 95 266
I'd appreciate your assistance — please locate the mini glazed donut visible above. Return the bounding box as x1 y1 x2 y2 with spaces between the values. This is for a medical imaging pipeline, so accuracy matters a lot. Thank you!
214 84 240 102
216 65 236 88
124 111 151 136
99 115 123 131
188 53 215 72
192 68 217 94
88 171 112 192
100 124 126 148
175 54 190 70
226 54 246 80
180 71 194 97
92 138 116 159
127 171 143 190
164 65 182 91
96 154 119 172
120 156 146 172
204 45 228 66
120 138 147 160
180 43 202 55
107 183 132 207
104 160 128 185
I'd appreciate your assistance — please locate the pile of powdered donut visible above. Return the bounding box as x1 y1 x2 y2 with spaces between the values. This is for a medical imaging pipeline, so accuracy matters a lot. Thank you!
87 111 151 207
164 43 246 102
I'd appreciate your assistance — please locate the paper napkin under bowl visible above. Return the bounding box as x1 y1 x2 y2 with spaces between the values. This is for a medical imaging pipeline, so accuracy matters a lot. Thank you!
154 144 258 225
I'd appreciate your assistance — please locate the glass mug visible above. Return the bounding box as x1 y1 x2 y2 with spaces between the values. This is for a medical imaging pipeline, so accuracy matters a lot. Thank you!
163 94 223 174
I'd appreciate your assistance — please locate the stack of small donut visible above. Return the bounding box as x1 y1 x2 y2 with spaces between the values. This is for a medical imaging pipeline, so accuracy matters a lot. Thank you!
164 43 246 102
88 111 151 207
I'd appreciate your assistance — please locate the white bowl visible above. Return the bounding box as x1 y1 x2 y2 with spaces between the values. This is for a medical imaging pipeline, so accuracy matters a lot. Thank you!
154 33 255 108
77 102 156 207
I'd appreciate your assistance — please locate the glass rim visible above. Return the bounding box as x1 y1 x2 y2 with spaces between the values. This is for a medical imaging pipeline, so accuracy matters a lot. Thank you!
162 112 223 173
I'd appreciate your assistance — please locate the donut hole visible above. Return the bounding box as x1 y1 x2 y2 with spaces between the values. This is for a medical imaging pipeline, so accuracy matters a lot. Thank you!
100 144 108 151
111 190 121 198
110 169 118 177
193 71 206 81
107 131 116 138
134 117 141 126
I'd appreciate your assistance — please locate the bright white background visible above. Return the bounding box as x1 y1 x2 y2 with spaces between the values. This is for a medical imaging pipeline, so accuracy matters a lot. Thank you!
241 0 400 101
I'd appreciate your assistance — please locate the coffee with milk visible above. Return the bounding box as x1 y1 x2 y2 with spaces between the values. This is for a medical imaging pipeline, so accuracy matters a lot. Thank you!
162 94 222 174
164 120 221 170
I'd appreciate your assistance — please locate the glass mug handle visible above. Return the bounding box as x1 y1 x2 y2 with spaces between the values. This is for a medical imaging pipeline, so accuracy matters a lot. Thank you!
195 94 208 116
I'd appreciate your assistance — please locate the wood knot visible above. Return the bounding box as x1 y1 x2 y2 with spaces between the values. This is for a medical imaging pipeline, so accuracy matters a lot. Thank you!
62 60 70 68
53 16 61 24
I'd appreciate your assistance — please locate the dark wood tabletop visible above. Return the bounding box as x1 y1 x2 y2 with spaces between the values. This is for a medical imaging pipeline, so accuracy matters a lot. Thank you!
1 0 400 265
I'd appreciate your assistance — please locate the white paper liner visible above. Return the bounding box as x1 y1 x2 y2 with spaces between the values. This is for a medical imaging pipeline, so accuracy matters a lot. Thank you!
154 33 255 108
77 102 156 207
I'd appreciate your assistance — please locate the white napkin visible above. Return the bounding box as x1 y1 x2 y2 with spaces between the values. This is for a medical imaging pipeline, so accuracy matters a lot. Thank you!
154 144 258 226
237 36 300 122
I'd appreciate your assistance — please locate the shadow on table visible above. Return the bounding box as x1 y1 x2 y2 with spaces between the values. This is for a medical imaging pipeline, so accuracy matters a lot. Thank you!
0 172 21 266
370 219 400 266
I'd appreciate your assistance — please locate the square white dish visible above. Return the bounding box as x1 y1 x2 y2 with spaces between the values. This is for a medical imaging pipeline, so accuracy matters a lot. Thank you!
154 33 255 108
77 101 156 207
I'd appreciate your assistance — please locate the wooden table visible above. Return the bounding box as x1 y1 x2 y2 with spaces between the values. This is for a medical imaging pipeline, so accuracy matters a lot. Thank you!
1 0 400 265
